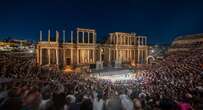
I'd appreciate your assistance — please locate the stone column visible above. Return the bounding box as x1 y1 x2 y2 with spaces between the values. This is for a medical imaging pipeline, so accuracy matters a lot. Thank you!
145 37 147 45
48 48 50 65
56 31 59 42
113 35 115 44
40 48 42 65
87 49 90 63
145 48 148 64
77 31 79 43
108 48 111 63
129 36 131 45
129 49 131 61
63 49 66 66
48 29 51 43
82 32 85 43
121 35 123 45
71 49 73 64
36 47 39 64
63 30 65 43
77 49 79 64
116 49 118 60
137 49 140 64
134 50 136 63
56 48 59 65
128 49 130 61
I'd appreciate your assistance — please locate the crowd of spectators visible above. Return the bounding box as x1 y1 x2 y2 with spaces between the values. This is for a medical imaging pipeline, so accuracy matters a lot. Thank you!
0 46 203 110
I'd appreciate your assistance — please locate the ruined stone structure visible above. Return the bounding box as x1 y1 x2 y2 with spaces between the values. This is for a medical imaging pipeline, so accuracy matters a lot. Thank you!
36 28 148 68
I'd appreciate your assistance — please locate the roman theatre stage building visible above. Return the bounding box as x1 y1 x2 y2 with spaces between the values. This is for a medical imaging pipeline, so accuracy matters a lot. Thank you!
36 28 148 69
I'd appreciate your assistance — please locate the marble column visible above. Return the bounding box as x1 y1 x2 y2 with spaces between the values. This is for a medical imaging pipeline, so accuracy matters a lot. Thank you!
130 49 131 61
116 49 118 60
36 48 39 64
77 31 79 43
56 48 59 65
82 32 85 43
110 34 112 44
48 49 50 65
40 48 42 65
114 35 116 44
138 49 140 64
145 37 147 45
63 49 66 66
145 49 148 64
71 49 73 64
87 49 90 63
77 49 79 64
63 30 65 43
108 48 111 63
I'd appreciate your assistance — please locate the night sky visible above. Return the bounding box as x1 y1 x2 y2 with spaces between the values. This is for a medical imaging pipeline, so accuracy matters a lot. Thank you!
0 0 203 44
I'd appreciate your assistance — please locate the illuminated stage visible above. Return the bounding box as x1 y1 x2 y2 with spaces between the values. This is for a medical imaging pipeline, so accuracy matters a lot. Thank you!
90 67 137 82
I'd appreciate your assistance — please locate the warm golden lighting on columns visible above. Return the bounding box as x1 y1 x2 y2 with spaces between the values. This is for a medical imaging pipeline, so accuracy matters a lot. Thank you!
108 48 111 63
138 49 140 64
56 48 59 65
77 49 79 64
56 30 59 42
48 48 50 65
77 31 79 43
48 29 51 43
40 48 42 65
71 48 73 64
63 49 66 66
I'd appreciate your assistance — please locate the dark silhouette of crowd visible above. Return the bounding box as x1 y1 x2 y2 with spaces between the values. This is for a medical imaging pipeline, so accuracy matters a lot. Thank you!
0 45 203 110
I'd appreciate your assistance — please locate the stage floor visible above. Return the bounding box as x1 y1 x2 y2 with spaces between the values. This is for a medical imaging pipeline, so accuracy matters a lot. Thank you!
90 67 136 82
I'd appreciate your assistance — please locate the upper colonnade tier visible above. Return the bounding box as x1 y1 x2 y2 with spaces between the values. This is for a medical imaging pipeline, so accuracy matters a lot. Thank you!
38 28 147 46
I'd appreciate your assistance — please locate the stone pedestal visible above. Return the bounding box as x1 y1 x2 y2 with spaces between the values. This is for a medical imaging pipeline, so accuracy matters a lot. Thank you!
114 60 121 68
96 61 103 70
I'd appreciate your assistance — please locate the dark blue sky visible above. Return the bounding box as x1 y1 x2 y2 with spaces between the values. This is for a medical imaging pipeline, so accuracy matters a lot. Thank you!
0 0 203 44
